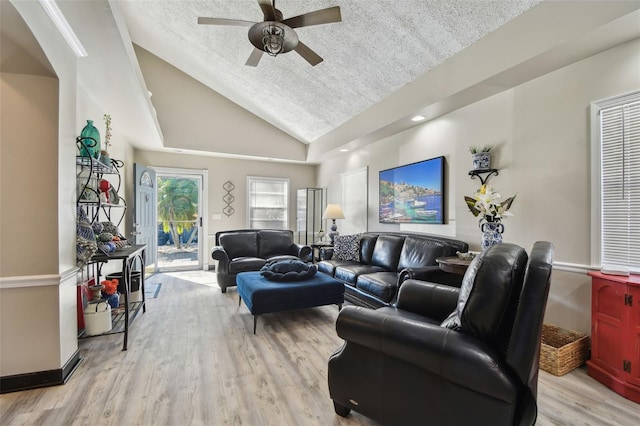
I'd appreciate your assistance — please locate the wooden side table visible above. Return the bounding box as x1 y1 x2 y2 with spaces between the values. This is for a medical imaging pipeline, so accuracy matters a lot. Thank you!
310 242 333 262
435 256 472 275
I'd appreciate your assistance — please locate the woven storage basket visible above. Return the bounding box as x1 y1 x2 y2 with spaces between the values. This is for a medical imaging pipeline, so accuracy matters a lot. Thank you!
540 323 589 376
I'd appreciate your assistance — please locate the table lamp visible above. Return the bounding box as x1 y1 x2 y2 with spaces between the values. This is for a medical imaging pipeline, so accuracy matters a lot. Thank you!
322 204 345 243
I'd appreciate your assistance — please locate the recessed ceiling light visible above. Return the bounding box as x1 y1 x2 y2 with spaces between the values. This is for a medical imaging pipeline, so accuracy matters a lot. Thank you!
339 148 349 152
411 115 426 122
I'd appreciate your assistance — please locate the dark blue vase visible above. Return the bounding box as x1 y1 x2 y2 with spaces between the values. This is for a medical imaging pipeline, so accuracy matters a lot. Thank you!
104 293 119 309
79 120 101 159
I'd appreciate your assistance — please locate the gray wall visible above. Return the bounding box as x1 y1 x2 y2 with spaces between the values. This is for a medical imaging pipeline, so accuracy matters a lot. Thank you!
0 0 79 377
134 150 317 260
317 38 640 334
134 45 308 162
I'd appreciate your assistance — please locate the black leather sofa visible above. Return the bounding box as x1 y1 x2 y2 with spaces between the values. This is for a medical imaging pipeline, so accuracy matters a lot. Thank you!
317 232 468 308
328 241 554 425
211 229 311 293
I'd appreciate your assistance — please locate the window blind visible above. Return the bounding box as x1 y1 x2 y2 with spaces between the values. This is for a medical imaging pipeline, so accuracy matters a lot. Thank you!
600 100 640 272
246 176 289 230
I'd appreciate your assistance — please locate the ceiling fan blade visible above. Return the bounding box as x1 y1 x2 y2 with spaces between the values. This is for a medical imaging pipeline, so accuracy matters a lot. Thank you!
245 48 264 67
198 17 255 27
257 0 276 21
294 41 323 66
282 6 341 29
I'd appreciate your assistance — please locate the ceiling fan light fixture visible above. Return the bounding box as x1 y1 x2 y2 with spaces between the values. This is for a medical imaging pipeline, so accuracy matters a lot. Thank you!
262 23 285 56
199 1 341 66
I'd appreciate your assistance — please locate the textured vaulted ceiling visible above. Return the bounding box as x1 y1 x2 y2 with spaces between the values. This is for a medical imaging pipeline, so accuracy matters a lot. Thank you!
116 0 542 144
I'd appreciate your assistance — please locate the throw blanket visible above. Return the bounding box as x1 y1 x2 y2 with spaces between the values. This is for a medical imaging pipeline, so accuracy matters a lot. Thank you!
260 260 317 282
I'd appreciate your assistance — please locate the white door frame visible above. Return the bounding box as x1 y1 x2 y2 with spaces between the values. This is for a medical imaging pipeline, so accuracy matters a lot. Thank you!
154 166 209 271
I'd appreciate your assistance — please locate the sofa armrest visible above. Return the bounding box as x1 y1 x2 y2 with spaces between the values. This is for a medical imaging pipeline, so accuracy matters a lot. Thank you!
211 245 230 272
399 267 464 288
290 243 312 261
394 279 459 322
335 306 517 403
398 266 440 283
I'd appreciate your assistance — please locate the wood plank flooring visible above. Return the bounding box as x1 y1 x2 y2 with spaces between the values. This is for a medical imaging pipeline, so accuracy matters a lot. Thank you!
1 271 638 425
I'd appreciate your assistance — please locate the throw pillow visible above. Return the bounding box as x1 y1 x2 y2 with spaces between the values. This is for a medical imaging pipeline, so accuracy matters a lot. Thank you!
333 234 361 261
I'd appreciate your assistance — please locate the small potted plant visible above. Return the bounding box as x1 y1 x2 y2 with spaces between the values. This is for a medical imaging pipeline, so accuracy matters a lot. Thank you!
469 144 493 170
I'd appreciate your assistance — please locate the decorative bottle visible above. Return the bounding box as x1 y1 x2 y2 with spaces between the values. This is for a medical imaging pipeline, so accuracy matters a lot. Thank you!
79 120 101 159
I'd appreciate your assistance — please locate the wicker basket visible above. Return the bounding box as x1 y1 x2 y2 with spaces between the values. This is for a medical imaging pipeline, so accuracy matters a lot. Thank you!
540 323 589 376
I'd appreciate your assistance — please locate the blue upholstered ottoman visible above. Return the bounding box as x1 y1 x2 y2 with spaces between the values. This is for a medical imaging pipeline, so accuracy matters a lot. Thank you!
236 271 345 334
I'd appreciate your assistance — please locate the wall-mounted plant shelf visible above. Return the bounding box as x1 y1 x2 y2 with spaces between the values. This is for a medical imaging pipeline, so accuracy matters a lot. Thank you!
468 168 499 186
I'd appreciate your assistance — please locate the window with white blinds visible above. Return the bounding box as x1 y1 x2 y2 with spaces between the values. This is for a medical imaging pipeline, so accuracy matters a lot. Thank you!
597 93 640 273
246 176 289 230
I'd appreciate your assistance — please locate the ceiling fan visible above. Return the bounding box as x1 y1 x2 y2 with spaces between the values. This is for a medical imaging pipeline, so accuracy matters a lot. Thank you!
198 0 342 67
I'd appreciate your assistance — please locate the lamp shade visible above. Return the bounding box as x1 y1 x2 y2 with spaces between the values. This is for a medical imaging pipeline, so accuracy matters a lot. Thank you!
323 204 345 220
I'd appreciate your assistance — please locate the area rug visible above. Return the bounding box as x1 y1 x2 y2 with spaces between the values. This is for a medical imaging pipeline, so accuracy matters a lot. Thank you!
144 283 162 299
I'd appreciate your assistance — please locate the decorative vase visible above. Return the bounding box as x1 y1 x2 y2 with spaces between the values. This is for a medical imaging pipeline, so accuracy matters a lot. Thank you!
472 152 491 170
79 120 101 159
89 284 104 301
104 292 120 309
480 221 504 250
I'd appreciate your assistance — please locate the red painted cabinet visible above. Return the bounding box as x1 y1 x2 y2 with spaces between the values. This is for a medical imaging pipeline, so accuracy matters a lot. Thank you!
587 271 640 403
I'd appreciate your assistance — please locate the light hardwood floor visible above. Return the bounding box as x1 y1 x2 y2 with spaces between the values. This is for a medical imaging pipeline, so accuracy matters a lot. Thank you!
1 271 638 425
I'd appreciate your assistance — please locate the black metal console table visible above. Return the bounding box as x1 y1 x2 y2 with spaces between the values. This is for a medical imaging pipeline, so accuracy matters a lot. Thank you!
87 244 147 350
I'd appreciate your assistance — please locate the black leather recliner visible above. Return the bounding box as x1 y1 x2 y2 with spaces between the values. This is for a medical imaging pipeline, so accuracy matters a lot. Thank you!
328 241 554 426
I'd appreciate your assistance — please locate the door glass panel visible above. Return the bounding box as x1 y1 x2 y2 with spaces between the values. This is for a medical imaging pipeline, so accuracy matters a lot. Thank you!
157 175 201 270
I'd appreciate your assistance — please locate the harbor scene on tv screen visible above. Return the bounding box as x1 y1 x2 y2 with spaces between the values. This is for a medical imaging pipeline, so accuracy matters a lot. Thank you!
379 156 444 224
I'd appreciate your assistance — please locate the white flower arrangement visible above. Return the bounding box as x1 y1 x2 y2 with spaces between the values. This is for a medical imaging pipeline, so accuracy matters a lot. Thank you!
464 184 516 224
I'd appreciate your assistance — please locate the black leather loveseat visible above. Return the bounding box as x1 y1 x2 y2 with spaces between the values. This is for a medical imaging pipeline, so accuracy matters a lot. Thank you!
211 229 311 293
317 232 468 308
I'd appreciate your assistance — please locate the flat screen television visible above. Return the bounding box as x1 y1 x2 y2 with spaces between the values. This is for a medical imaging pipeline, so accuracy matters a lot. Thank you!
379 156 445 224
